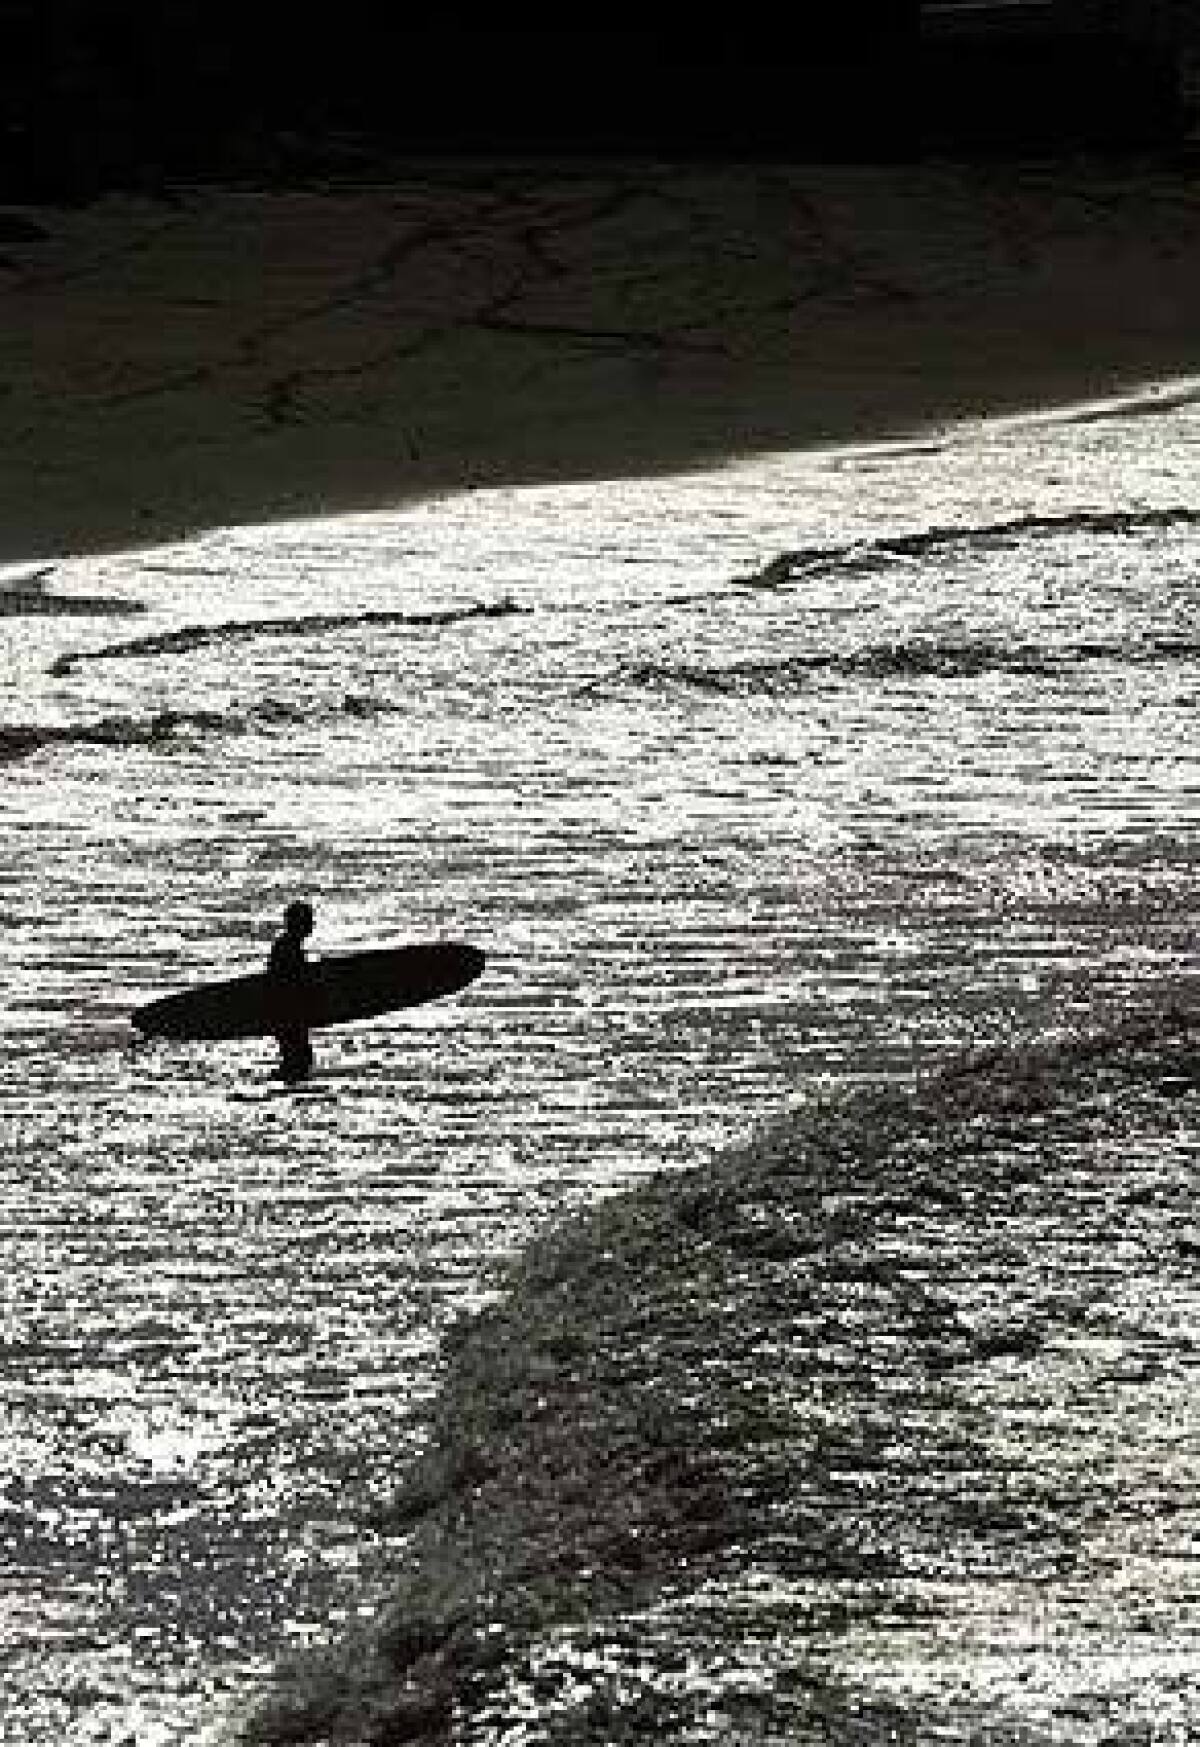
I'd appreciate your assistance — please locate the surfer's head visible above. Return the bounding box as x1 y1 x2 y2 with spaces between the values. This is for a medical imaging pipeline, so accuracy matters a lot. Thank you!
284 899 314 939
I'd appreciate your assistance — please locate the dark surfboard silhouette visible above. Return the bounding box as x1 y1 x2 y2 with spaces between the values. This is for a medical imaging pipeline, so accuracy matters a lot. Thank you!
131 942 486 1042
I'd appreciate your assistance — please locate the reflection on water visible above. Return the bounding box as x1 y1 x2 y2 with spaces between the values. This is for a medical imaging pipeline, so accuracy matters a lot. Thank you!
1 395 1199 1741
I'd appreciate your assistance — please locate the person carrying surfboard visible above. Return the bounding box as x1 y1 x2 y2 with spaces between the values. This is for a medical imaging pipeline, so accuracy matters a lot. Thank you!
268 900 316 1083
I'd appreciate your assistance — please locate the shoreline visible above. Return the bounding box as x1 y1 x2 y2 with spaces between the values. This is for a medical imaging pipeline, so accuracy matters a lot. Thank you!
6 158 1200 565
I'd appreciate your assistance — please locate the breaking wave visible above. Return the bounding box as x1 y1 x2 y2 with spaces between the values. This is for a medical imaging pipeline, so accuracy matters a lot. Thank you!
0 711 232 764
733 505 1200 589
241 999 1200 1746
627 633 1200 693
49 598 526 677
0 565 145 619
0 695 397 765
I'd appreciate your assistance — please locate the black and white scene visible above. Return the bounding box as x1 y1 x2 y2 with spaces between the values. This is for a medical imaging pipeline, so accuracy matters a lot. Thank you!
3 3 1200 1742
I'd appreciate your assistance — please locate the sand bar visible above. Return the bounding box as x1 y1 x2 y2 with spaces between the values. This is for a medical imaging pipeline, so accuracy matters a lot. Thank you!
5 158 1200 564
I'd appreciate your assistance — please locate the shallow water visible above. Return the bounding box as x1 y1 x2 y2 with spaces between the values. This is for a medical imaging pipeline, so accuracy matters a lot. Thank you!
2 381 1199 1742
412 1015 1200 1746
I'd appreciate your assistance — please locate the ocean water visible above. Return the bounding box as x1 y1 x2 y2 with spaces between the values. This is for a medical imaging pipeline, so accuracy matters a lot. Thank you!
2 381 1199 1744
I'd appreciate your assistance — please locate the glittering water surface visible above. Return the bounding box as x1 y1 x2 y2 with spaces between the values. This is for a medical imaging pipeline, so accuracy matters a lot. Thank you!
2 387 1200 1742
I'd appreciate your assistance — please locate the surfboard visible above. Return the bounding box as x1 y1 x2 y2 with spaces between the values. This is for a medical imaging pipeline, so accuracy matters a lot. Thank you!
131 942 486 1042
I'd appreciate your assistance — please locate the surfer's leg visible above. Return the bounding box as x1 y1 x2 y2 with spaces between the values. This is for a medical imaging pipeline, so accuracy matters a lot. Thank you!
276 1028 314 1084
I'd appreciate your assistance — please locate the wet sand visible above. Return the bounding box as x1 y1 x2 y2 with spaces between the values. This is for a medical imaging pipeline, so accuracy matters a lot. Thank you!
5 157 1200 564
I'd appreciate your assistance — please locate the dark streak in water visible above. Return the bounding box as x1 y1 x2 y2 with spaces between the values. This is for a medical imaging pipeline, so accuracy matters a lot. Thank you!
734 506 1200 590
0 711 232 763
48 598 527 676
625 633 1200 694
0 694 402 765
0 566 145 619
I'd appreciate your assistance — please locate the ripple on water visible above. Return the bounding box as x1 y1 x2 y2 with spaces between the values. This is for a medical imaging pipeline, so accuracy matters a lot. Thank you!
3 399 1200 1739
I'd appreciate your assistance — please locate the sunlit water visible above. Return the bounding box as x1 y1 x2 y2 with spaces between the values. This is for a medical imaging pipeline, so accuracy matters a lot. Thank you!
2 382 1199 1743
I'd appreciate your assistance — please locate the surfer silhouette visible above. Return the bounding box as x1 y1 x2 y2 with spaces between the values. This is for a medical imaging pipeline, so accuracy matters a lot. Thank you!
268 900 315 1083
